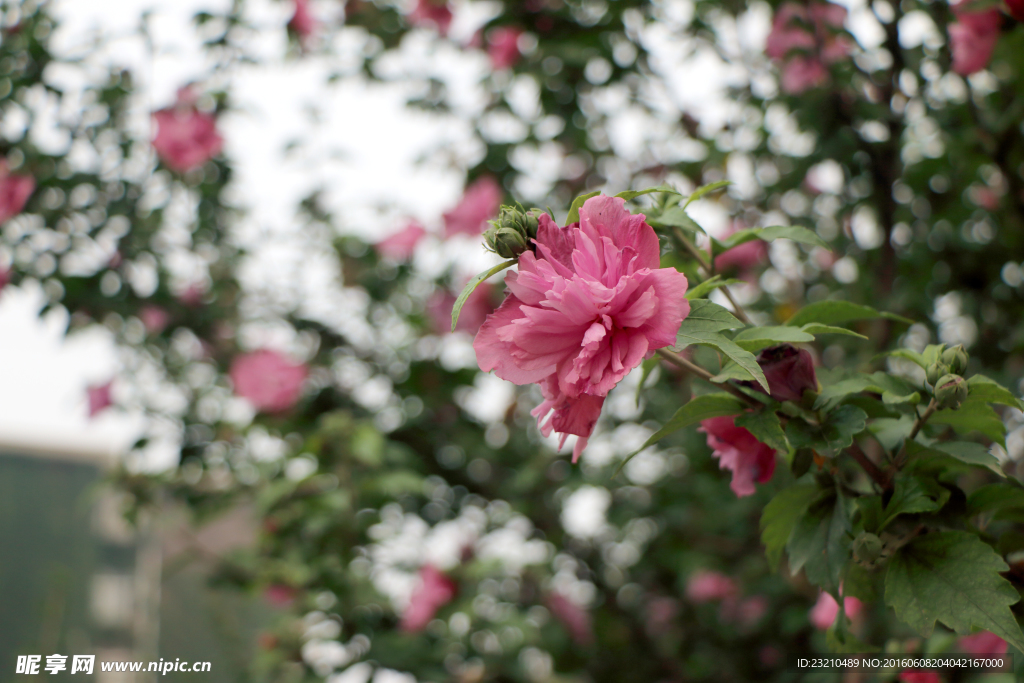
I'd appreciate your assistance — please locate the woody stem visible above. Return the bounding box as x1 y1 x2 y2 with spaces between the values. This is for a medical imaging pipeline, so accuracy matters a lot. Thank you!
671 227 751 325
655 348 758 405
846 442 889 490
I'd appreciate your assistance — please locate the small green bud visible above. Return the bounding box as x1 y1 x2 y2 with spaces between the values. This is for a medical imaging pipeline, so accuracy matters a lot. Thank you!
940 344 969 375
926 361 949 387
852 532 883 564
934 373 968 410
482 205 541 259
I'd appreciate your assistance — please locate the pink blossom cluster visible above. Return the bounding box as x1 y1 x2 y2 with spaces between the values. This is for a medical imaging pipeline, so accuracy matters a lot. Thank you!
487 27 523 70
229 349 308 414
474 196 690 461
288 0 317 42
808 590 862 630
765 1 850 94
401 564 457 632
0 160 35 224
949 2 1001 76
685 570 767 629
699 416 777 497
408 0 453 36
152 89 224 173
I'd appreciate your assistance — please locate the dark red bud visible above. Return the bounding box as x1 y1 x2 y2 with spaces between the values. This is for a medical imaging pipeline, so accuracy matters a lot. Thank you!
755 344 818 403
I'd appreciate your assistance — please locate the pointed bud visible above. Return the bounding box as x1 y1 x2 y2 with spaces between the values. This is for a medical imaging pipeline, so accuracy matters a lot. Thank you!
482 205 541 259
926 361 949 388
935 374 968 410
853 532 883 565
754 344 818 403
940 344 969 375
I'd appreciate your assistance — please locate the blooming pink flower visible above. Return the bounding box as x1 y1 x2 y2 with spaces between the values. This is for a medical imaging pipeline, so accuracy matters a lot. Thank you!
809 590 862 630
766 2 849 94
949 3 1001 75
375 221 427 261
474 196 690 461
958 631 1007 656
87 381 114 417
443 176 503 238
152 91 224 173
229 350 308 414
488 27 523 70
546 592 593 645
755 344 818 404
139 306 171 335
288 0 317 41
0 160 35 224
898 671 941 683
699 416 776 497
428 282 495 335
401 564 457 632
408 0 453 36
686 570 738 603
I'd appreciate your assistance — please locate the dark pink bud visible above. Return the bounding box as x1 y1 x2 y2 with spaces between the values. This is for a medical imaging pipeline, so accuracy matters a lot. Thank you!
755 344 817 403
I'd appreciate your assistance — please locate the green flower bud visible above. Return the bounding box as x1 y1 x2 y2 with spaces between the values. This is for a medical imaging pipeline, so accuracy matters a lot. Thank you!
925 361 949 388
483 205 541 259
940 344 969 375
934 373 968 410
852 532 883 565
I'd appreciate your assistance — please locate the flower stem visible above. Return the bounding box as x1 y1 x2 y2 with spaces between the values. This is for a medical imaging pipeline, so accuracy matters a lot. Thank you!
670 226 751 325
888 398 938 478
846 442 889 490
655 348 757 405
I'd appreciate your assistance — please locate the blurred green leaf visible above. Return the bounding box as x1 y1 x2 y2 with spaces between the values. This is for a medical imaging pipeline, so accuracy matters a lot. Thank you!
451 259 516 332
566 190 601 224
785 301 913 327
760 483 821 570
683 180 730 208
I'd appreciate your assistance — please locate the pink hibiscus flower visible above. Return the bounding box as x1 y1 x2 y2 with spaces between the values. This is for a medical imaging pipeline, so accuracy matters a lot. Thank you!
899 671 941 683
401 564 457 632
714 223 768 278
443 176 503 238
152 90 224 173
87 381 114 417
375 221 427 261
686 570 738 603
958 631 1007 656
546 591 593 645
949 2 1001 76
0 160 35 224
288 0 317 41
229 350 308 414
488 27 523 70
766 1 850 94
699 416 776 497
809 590 863 630
408 0 453 36
473 195 690 461
139 306 171 335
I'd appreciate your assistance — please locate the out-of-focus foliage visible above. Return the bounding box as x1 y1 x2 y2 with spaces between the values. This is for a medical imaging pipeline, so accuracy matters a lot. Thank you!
7 0 1024 681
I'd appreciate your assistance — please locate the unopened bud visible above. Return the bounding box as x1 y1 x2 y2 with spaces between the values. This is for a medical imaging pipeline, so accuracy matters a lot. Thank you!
483 205 541 259
853 532 883 564
940 344 969 375
934 374 968 410
926 362 949 388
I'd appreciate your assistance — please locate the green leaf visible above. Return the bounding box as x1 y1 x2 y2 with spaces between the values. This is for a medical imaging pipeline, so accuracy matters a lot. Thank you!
787 490 852 592
785 301 913 328
452 259 517 332
678 299 745 332
815 372 921 411
615 185 681 201
821 405 868 451
677 329 769 391
733 325 815 353
686 275 744 301
617 393 747 474
879 475 949 531
886 349 927 368
882 391 921 406
760 483 820 570
857 496 884 535
651 206 705 234
870 417 914 452
969 375 1024 411
566 190 601 224
905 439 1004 477
800 323 869 340
736 408 789 452
929 396 1007 446
967 482 1024 517
683 180 730 208
885 531 1024 653
718 225 830 253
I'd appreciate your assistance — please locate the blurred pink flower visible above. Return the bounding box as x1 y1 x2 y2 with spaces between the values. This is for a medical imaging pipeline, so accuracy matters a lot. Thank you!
375 221 427 261
152 92 224 173
443 176 503 238
288 0 317 41
643 596 679 636
809 590 862 630
699 416 776 497
714 224 768 278
0 160 35 224
759 646 782 668
0 267 9 292
898 671 941 683
428 282 494 335
229 350 308 414
178 283 206 307
958 630 1007 656
87 381 114 417
408 0 453 36
685 570 738 603
949 3 1001 75
755 344 818 404
401 564 456 632
728 595 768 628
546 592 593 645
139 306 171 335
766 1 849 94
488 27 523 69
474 196 690 461
264 584 297 608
